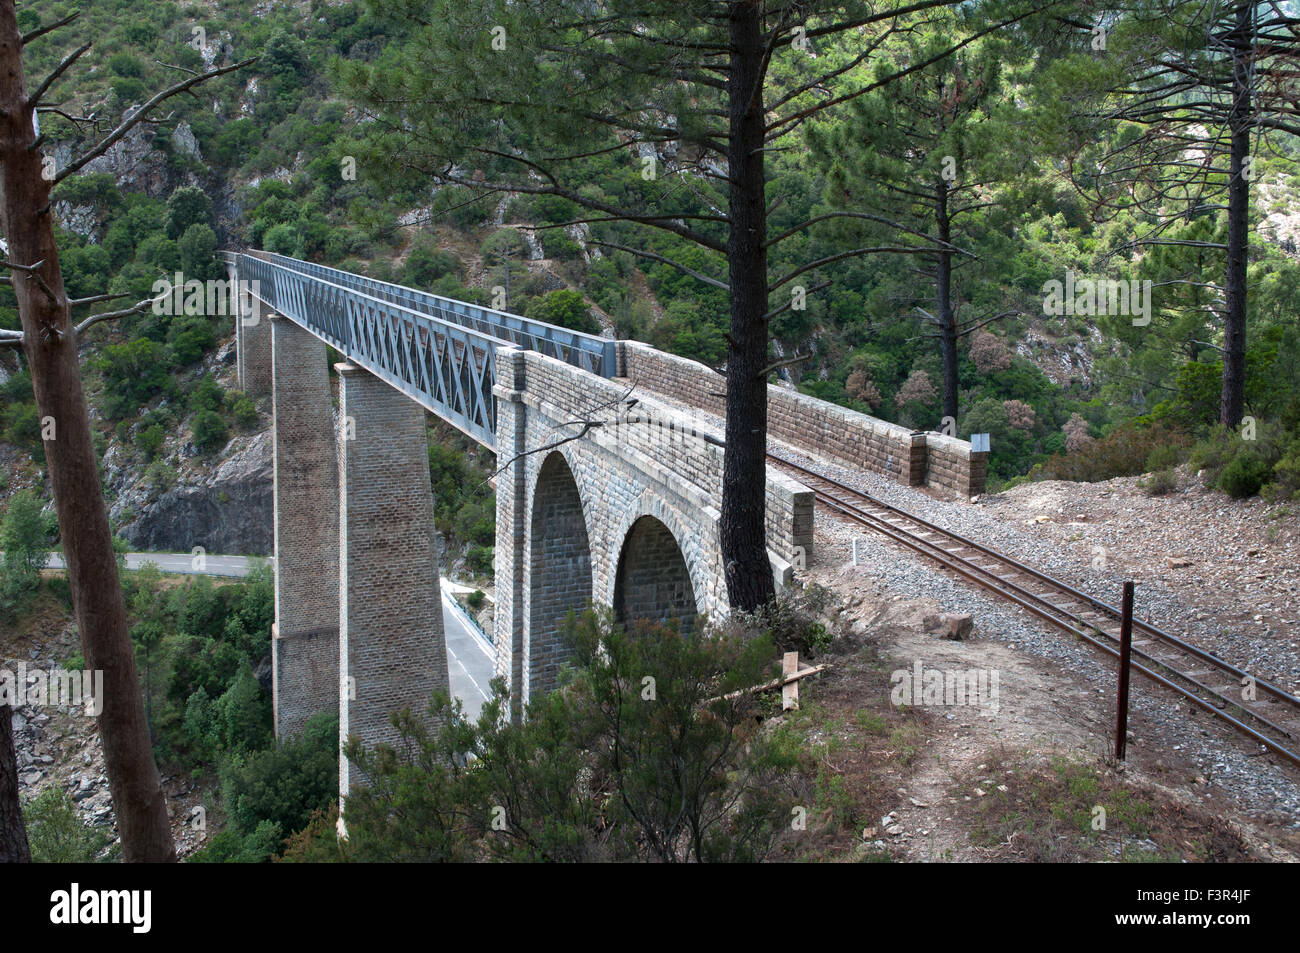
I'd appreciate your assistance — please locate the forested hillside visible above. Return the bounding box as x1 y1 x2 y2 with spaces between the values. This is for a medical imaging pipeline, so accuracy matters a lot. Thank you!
2 0 1298 502
1 0 1299 866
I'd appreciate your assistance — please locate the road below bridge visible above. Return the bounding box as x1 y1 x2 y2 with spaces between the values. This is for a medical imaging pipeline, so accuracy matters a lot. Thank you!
39 552 495 722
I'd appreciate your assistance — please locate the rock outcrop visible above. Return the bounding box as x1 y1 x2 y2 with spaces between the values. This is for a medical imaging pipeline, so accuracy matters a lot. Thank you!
115 429 274 555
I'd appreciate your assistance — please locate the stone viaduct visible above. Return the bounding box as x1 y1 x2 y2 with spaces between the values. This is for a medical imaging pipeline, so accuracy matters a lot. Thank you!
221 251 987 797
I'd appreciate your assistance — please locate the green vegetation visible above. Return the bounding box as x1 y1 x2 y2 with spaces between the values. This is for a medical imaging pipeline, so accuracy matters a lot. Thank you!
288 610 795 862
0 490 53 622
21 788 118 863
427 424 496 576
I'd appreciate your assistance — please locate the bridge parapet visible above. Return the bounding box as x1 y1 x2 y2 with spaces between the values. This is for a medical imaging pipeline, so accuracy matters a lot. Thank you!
617 341 988 499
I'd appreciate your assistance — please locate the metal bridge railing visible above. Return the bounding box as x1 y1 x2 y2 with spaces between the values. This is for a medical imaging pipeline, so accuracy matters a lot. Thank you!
220 249 618 449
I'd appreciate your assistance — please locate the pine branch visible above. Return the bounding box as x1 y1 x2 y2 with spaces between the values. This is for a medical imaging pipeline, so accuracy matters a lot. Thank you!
54 57 257 186
27 42 92 109
590 240 730 291
20 11 80 46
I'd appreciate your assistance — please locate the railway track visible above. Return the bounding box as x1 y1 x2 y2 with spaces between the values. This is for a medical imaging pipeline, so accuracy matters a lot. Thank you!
770 451 1300 769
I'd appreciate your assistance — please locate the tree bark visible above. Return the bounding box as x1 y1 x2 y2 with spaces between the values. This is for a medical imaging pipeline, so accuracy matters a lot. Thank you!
0 1 175 862
935 177 959 424
0 704 30 862
721 0 775 612
1220 0 1251 428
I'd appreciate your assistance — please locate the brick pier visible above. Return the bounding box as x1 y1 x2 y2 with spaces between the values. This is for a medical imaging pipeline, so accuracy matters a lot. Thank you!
336 363 449 793
270 314 340 739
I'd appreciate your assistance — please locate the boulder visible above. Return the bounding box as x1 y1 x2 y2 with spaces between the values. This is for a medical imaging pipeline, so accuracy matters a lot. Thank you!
939 613 973 640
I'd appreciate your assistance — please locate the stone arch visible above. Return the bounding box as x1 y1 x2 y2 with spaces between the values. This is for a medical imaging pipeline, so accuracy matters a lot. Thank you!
613 515 699 634
527 451 593 697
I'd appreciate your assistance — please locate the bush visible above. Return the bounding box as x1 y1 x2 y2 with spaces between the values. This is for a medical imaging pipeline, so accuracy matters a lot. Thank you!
188 820 283 864
264 222 304 257
1030 421 1193 484
219 713 338 843
529 289 599 334
1266 436 1300 500
187 377 225 414
467 589 485 610
1 490 49 578
402 243 457 287
22 788 117 863
338 610 794 862
136 423 165 459
145 460 178 496
543 233 583 261
1219 454 1272 499
1139 469 1178 497
168 315 216 366
230 395 259 430
466 544 494 575
191 411 229 454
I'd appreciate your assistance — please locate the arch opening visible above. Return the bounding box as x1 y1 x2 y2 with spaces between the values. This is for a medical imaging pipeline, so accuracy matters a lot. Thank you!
613 515 698 634
527 452 592 696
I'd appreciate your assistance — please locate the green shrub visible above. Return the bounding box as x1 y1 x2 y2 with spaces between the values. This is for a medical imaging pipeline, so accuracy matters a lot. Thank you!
1145 443 1184 473
187 377 225 414
1265 436 1300 500
1 490 49 578
1219 454 1272 499
1139 469 1178 497
187 820 283 864
543 233 583 261
230 395 259 430
467 589 486 611
145 459 178 496
168 315 216 366
22 788 117 863
220 713 338 841
136 423 165 459
191 410 229 454
1030 421 1193 484
466 544 494 575
529 289 599 334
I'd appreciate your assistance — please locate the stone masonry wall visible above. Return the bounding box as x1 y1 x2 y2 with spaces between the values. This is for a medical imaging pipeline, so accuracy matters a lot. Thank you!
272 627 337 742
526 453 593 700
618 341 986 498
238 290 271 398
493 347 813 710
614 515 699 634
925 432 988 498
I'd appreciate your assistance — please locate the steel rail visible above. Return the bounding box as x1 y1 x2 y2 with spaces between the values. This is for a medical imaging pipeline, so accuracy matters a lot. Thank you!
770 452 1300 769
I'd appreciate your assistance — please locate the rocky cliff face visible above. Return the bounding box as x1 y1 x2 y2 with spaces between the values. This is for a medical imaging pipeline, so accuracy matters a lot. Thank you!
113 429 273 556
99 337 275 557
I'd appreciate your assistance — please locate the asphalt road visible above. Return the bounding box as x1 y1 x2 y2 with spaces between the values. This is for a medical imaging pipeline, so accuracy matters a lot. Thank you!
39 551 497 720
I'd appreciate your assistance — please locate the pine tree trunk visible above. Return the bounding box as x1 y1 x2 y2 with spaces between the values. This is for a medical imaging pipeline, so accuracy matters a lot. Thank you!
936 179 959 424
1220 0 1251 428
721 0 775 612
0 2 175 862
0 704 30 863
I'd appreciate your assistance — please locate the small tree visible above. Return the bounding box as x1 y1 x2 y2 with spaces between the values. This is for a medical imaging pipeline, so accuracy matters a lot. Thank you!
340 610 797 862
0 489 49 578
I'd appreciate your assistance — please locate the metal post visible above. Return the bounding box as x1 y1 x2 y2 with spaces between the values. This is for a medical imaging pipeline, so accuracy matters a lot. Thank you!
851 538 858 566
1115 581 1135 761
